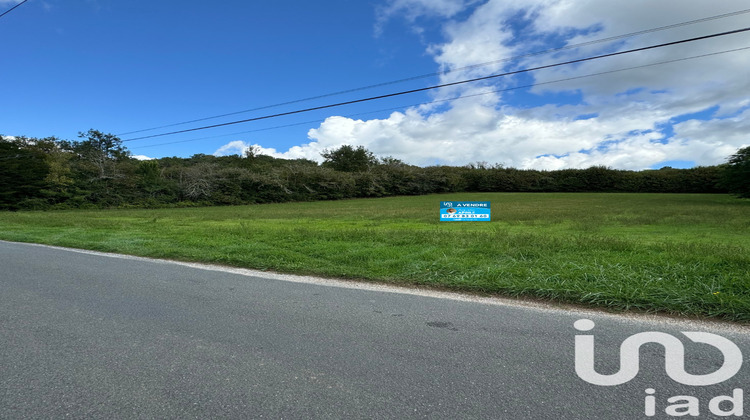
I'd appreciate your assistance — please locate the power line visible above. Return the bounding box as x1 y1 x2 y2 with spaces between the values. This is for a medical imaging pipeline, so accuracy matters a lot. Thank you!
0 0 29 19
127 46 750 151
116 8 750 136
121 27 750 142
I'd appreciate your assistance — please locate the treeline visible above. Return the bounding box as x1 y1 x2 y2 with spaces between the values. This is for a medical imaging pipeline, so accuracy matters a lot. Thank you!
0 131 740 211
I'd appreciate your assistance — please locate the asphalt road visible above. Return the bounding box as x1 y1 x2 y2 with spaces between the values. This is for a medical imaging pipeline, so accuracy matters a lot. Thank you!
1 240 748 419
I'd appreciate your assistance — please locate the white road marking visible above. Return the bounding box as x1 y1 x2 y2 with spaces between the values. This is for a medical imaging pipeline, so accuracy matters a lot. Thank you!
4 239 748 334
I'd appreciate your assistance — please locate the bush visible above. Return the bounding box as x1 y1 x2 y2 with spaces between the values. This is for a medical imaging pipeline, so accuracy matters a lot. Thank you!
723 146 750 198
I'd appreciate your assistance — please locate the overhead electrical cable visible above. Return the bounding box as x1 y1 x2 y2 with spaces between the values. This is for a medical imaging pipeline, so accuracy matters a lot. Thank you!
127 45 750 150
116 8 750 136
121 27 750 142
0 0 28 19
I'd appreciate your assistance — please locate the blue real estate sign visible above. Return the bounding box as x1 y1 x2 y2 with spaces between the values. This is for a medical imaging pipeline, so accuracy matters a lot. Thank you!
440 201 491 221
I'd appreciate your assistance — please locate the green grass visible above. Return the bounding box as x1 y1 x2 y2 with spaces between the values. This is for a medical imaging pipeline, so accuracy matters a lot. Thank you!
1 193 749 322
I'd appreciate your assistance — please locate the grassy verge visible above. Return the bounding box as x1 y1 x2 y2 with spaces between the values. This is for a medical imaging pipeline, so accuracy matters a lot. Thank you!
1 193 748 322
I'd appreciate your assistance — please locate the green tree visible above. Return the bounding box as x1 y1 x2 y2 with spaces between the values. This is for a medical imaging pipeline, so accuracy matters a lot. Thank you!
321 145 377 172
243 145 261 160
0 137 50 209
723 146 750 198
379 156 406 167
67 129 129 179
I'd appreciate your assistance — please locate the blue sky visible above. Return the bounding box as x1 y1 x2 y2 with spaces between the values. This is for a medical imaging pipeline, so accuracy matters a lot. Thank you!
2 0 749 169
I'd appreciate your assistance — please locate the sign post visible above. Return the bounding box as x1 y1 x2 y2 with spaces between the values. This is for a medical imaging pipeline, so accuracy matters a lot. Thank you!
440 201 491 221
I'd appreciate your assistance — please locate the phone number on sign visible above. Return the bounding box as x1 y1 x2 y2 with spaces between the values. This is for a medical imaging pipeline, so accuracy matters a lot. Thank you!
441 214 490 219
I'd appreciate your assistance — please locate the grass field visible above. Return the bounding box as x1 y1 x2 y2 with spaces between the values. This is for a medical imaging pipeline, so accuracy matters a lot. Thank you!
1 193 748 322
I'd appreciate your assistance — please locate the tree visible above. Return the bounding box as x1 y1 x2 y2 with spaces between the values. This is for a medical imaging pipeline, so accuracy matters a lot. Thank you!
379 156 407 167
243 145 262 160
68 129 129 179
723 146 750 198
321 145 377 172
0 137 50 209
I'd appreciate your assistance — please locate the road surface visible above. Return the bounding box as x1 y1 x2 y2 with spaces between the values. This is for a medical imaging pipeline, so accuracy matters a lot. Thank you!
1 240 748 419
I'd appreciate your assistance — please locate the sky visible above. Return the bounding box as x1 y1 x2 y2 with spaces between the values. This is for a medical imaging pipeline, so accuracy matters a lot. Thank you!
2 0 749 170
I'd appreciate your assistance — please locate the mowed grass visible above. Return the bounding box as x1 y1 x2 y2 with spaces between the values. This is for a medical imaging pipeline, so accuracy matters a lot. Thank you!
1 193 749 322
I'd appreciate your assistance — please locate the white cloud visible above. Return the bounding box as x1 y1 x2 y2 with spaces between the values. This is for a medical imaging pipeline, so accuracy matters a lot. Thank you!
375 0 477 35
132 154 154 161
671 107 750 163
378 0 472 20
254 0 750 170
213 140 285 159
213 140 248 156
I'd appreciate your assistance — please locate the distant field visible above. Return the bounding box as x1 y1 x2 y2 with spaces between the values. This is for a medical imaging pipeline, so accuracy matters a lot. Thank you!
1 193 748 322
